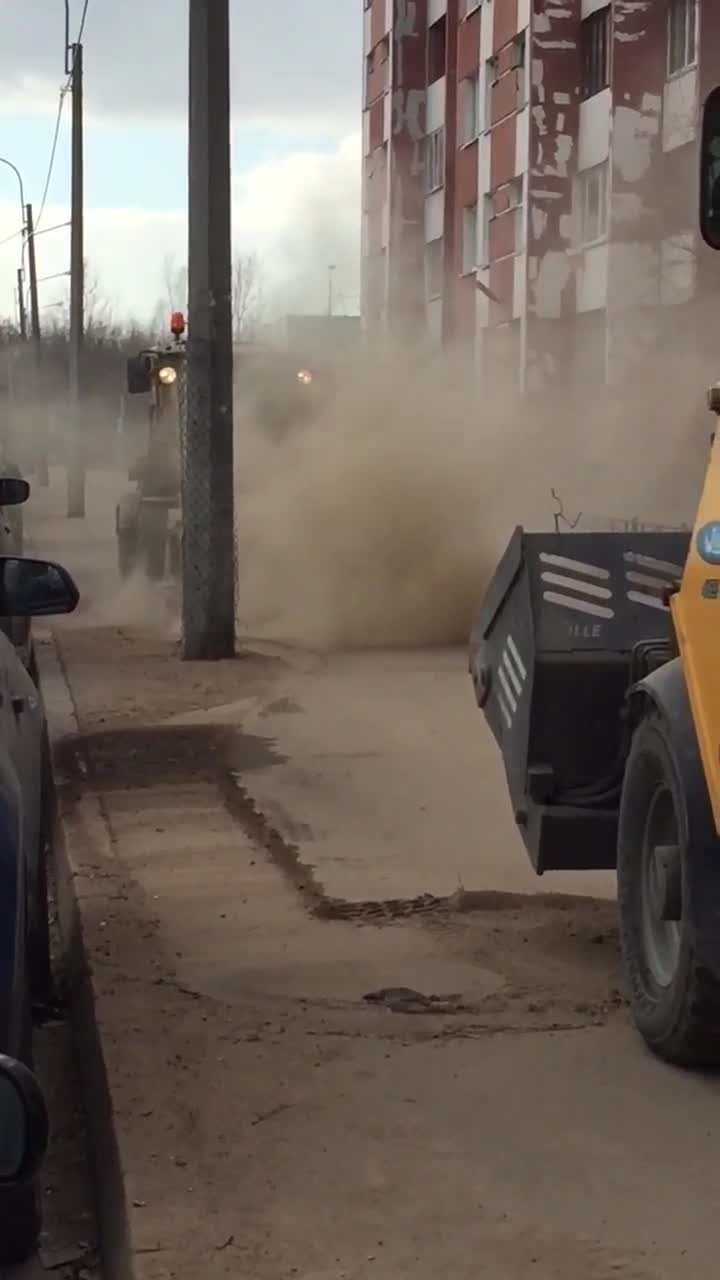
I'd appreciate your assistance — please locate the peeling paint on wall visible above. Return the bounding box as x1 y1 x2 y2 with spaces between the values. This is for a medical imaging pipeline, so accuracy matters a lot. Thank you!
613 104 660 184
526 0 581 387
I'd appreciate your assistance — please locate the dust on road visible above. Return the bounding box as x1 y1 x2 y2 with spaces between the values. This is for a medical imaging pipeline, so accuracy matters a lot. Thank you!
50 655 719 1280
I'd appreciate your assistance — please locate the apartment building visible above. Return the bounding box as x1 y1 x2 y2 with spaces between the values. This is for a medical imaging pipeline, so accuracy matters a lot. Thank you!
361 0 720 391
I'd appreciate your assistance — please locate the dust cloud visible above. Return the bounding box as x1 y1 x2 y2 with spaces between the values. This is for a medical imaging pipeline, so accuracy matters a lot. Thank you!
234 340 709 651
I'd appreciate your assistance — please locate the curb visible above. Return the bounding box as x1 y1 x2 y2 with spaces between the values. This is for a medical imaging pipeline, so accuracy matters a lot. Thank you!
37 632 135 1280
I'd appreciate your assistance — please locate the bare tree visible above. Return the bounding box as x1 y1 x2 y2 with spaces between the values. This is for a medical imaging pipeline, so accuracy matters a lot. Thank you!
49 261 116 341
162 253 188 314
84 265 115 340
232 252 263 340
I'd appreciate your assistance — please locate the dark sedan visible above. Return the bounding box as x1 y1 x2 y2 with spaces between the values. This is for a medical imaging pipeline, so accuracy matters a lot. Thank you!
0 552 79 1263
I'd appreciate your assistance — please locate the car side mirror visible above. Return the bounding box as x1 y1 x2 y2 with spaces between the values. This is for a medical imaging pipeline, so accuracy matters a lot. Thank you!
0 557 79 618
0 1055 48 1186
0 478 29 507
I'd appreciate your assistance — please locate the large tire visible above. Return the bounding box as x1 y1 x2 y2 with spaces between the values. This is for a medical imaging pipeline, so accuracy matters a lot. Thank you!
139 506 168 581
117 493 141 581
117 530 138 580
618 711 720 1067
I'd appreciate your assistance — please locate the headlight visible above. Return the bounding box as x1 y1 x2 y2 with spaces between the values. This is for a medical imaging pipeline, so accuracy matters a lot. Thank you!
158 366 177 385
296 369 313 385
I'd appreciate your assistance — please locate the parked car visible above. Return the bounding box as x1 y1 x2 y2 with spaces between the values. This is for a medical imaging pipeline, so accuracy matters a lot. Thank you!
0 552 79 1263
0 475 36 679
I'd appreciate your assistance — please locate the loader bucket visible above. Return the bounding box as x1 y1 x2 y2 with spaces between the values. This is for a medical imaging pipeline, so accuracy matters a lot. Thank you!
469 527 690 873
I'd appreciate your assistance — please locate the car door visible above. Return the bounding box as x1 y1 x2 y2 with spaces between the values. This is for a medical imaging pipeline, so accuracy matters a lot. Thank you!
0 485 30 668
0 640 27 1058
3 651 43 912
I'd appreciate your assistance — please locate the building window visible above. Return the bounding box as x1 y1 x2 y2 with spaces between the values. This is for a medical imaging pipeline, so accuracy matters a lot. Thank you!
668 0 697 76
511 32 527 110
461 74 480 145
575 162 609 246
581 6 610 100
462 204 478 275
426 237 444 300
484 56 496 125
509 177 525 253
425 128 445 193
378 37 390 93
479 195 492 267
428 16 447 85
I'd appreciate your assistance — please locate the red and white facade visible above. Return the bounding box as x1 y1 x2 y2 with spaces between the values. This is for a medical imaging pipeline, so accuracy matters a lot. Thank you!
361 0 720 390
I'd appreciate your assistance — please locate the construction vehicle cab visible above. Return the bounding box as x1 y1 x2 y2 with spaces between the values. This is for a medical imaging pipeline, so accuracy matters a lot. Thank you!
469 87 720 1069
116 312 185 581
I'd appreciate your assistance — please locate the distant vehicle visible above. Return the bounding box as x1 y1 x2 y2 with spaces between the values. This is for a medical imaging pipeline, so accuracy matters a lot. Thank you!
117 315 336 582
0 553 79 1263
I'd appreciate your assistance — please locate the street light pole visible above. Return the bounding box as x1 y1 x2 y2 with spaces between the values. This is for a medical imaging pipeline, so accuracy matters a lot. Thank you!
16 270 26 340
67 41 85 517
0 157 25 229
24 204 42 347
183 0 235 659
327 264 336 317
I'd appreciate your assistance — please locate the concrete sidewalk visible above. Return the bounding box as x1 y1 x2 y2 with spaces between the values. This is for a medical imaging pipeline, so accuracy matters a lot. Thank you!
38 623 720 1280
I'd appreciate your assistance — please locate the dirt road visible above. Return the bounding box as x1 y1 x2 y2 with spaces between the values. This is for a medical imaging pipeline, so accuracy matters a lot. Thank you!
29 470 720 1279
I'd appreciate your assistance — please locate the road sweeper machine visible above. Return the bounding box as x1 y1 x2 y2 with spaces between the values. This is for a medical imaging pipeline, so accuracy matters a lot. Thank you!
469 89 720 1069
117 316 335 581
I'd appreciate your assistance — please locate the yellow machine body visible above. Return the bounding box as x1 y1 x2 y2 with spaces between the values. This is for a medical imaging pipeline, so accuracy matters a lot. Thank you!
671 426 720 832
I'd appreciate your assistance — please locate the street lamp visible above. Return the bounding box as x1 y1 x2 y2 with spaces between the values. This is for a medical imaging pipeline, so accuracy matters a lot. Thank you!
0 157 26 230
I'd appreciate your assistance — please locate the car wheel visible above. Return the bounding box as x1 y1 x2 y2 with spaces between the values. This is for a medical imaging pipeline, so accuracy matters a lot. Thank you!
0 1182 42 1264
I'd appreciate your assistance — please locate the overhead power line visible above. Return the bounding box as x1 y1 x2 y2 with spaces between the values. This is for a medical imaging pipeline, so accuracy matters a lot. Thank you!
38 1 91 228
0 226 25 249
36 87 69 228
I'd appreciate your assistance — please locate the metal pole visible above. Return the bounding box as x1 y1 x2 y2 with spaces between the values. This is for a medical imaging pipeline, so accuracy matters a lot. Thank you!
328 264 336 317
17 270 26 340
67 41 85 517
183 0 235 659
25 204 41 345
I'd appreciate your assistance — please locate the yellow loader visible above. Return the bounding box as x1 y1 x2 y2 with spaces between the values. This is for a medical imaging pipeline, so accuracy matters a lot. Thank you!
469 88 720 1068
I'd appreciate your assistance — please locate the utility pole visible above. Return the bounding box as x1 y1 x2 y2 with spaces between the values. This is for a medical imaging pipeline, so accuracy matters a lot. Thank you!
327 264 336 317
67 41 85 517
25 202 48 484
183 0 235 659
25 203 42 349
16 270 26 340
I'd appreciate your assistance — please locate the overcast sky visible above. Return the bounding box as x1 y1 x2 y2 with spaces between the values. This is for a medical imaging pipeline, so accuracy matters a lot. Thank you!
0 0 362 326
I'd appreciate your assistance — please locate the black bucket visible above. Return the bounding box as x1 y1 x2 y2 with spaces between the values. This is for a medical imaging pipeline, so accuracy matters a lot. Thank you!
469 527 690 873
